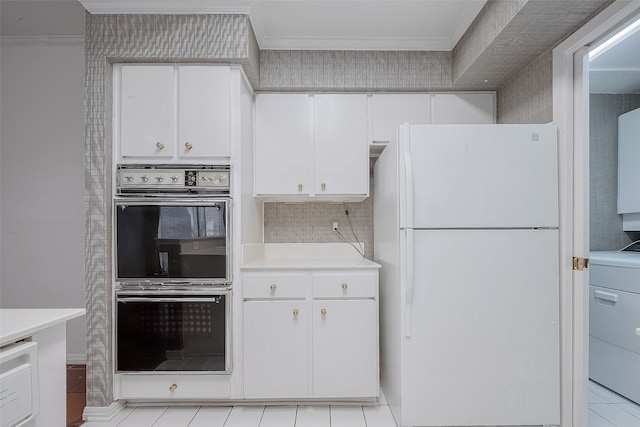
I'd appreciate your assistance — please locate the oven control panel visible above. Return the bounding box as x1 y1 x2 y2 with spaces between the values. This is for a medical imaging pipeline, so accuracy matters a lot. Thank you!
117 166 230 192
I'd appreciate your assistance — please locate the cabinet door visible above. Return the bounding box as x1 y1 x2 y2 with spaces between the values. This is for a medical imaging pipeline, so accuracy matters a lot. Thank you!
312 299 378 398
371 94 431 143
255 94 312 196
243 300 308 398
178 66 230 159
120 65 175 158
314 94 369 197
432 93 495 124
618 107 640 213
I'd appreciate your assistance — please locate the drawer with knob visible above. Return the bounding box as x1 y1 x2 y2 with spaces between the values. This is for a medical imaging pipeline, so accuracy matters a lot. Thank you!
117 374 231 399
312 272 377 298
243 273 309 299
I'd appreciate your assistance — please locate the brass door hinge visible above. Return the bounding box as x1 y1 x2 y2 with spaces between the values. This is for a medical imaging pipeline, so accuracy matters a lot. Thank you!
573 257 589 271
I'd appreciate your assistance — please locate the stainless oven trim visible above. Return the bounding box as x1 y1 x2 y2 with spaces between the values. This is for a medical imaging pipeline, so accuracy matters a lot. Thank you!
113 196 232 286
115 289 232 375
116 165 230 195
116 297 221 303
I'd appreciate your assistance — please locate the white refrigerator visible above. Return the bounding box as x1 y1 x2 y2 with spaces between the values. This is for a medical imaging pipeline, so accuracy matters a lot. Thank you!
374 124 560 427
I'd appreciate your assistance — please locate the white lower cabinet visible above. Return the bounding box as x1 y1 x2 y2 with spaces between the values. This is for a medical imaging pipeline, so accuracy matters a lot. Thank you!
242 269 379 400
312 299 378 398
243 300 308 398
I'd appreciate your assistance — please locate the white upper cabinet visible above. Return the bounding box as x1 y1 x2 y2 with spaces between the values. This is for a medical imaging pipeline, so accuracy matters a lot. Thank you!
432 93 495 124
618 107 640 230
371 93 431 143
177 66 230 159
254 93 369 201
116 64 231 163
253 91 494 200
120 65 175 159
313 94 368 198
254 94 312 196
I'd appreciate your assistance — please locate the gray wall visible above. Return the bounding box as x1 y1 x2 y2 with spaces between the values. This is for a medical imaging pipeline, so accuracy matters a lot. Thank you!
496 50 553 124
589 94 640 250
0 37 87 359
259 50 452 91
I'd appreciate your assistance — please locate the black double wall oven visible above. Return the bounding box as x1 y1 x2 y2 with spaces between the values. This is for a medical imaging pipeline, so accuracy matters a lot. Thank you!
114 166 232 374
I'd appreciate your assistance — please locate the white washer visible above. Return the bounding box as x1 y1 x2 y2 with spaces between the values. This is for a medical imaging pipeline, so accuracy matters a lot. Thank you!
589 241 640 404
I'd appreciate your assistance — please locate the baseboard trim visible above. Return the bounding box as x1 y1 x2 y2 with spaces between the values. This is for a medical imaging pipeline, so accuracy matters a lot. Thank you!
67 353 87 364
83 401 126 422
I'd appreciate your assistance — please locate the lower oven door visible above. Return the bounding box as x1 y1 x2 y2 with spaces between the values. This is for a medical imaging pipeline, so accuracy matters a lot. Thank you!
116 291 231 374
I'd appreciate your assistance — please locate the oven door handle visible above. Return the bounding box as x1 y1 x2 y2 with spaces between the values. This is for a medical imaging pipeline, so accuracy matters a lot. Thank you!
117 297 223 303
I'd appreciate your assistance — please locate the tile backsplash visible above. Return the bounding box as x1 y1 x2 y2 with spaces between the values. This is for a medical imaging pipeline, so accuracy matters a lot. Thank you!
264 198 373 260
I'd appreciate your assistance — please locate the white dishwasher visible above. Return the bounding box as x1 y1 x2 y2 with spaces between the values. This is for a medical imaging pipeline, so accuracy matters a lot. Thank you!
589 240 640 404
0 341 39 427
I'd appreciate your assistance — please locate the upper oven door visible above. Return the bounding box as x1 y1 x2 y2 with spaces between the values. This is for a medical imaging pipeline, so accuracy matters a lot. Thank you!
114 197 231 284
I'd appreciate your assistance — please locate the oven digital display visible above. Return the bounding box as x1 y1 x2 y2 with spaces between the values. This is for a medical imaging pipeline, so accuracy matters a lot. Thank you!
116 200 229 282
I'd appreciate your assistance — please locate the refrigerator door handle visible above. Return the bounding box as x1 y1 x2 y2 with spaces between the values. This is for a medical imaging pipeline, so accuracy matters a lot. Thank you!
405 228 414 338
403 151 414 229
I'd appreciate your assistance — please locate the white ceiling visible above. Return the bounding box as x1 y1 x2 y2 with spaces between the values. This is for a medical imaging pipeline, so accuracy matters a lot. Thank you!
75 0 487 51
590 17 640 94
248 1 486 50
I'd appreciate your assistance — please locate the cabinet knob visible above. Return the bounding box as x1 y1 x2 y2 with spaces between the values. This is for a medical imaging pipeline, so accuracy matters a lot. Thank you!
156 142 164 150
321 182 326 191
321 308 327 316
185 142 193 150
341 283 348 290
270 284 277 291
169 383 177 392
293 309 299 316
298 183 303 192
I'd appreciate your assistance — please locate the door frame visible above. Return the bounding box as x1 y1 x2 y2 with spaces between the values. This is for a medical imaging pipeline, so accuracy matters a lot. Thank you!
552 1 640 425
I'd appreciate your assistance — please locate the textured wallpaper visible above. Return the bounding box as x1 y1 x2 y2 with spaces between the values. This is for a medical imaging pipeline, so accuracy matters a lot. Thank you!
496 50 552 124
260 50 452 91
589 94 640 251
84 13 258 407
453 0 526 84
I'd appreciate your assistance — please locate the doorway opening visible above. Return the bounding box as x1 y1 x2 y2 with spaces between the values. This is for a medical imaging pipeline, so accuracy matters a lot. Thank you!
552 2 640 425
586 13 640 426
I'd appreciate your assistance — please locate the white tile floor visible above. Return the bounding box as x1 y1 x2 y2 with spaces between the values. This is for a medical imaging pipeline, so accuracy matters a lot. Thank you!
81 382 640 427
589 380 640 427
81 390 397 427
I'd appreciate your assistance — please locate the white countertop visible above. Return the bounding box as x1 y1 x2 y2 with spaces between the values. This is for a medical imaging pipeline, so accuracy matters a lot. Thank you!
241 243 381 270
0 308 86 347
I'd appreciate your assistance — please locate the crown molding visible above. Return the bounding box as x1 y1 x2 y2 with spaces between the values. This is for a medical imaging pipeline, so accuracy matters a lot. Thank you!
255 35 454 51
0 35 84 46
78 0 253 14
448 0 487 48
